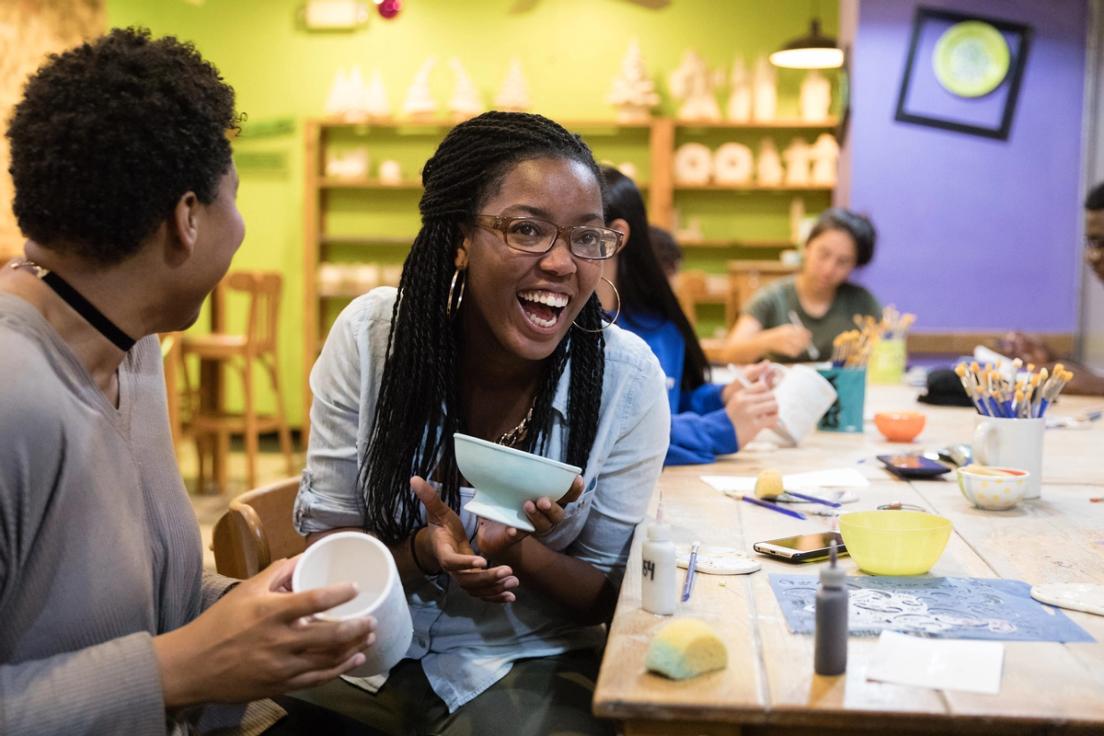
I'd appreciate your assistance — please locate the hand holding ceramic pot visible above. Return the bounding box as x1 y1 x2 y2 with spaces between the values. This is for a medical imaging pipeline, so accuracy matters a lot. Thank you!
519 475 584 533
725 380 780 446
153 557 377 707
474 474 584 554
411 475 520 604
721 360 779 403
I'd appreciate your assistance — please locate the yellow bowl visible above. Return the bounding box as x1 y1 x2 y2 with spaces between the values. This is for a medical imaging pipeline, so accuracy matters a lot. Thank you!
838 510 952 575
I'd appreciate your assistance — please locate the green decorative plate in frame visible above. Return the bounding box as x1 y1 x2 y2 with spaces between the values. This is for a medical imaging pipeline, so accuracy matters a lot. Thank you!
932 20 1010 98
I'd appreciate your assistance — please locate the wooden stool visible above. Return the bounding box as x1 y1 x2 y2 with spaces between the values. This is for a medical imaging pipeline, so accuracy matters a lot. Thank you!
182 272 295 494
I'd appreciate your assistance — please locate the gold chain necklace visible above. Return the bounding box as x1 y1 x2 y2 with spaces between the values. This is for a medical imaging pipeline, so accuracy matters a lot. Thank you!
495 404 534 447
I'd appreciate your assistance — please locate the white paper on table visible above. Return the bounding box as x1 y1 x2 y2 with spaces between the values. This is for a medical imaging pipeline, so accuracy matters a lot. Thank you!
701 467 869 494
866 631 1004 695
785 468 870 488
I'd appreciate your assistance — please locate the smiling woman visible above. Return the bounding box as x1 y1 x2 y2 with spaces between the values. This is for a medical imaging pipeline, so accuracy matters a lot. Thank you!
292 111 670 735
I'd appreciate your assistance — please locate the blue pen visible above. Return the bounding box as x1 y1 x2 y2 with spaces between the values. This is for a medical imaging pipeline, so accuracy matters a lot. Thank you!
741 494 807 520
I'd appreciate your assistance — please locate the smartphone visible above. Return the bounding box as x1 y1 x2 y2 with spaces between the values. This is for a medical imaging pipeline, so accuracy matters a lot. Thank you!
877 453 952 479
752 531 847 563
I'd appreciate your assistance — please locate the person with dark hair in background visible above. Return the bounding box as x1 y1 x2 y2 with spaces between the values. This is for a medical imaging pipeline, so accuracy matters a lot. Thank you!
649 223 683 281
1001 181 1104 395
598 167 778 465
713 207 882 364
0 28 378 735
291 112 669 735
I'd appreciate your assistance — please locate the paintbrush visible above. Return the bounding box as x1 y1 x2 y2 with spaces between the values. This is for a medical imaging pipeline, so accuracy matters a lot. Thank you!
731 493 808 520
681 541 700 602
788 310 820 360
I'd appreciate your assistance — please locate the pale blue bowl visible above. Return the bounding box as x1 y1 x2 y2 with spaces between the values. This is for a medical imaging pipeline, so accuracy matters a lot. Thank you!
453 432 581 532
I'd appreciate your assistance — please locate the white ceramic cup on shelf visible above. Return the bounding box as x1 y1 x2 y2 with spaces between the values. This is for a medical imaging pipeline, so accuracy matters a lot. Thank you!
292 531 413 677
767 364 838 446
972 416 1044 499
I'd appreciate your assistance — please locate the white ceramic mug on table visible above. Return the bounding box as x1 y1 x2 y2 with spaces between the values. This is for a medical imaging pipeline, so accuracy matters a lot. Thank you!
973 416 1044 499
292 531 413 677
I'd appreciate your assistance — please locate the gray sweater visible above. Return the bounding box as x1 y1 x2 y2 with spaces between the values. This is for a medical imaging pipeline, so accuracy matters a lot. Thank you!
0 294 273 735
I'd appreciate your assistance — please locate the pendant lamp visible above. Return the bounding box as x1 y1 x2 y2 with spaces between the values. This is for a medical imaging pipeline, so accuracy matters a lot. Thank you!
769 18 844 69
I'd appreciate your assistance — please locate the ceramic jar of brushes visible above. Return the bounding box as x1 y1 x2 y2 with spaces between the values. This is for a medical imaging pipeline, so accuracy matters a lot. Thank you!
816 366 866 433
972 417 1044 499
868 337 907 385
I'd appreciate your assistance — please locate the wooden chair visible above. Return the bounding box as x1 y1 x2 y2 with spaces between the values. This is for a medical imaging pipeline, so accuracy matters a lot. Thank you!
673 268 730 331
182 271 295 493
212 477 306 579
725 260 799 326
672 269 705 327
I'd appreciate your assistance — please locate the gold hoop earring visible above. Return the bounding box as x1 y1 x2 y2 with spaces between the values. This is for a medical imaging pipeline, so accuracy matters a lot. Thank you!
573 276 620 333
447 268 466 320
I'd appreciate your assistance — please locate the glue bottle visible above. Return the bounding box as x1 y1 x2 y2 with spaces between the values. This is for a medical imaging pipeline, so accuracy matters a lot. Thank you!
814 539 848 675
641 505 676 615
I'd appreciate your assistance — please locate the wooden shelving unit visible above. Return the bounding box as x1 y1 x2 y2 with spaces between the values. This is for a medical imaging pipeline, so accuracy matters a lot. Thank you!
672 117 839 130
302 116 837 432
679 238 793 249
319 177 424 189
673 183 833 192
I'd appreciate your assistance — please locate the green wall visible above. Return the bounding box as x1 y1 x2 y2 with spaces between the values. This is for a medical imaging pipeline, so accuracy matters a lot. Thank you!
107 0 838 425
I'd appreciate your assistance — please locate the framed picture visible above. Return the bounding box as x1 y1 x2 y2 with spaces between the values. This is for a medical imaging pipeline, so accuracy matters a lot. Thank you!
894 7 1032 140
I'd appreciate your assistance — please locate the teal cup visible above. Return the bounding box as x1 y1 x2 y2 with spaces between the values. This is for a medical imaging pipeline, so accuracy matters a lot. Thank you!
816 367 867 433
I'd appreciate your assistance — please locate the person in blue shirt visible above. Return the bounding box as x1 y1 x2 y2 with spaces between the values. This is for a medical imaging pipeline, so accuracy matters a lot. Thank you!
598 167 779 465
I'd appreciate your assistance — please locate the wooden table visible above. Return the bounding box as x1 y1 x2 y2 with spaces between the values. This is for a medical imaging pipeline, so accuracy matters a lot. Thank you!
594 385 1104 735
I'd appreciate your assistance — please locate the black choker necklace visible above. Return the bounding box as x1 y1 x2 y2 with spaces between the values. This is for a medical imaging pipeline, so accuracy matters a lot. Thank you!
10 259 136 352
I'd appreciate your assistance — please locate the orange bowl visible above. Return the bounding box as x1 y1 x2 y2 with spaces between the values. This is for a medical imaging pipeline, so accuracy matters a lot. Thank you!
874 411 926 442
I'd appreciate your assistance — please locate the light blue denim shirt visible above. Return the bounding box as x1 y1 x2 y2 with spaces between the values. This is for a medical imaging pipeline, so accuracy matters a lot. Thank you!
294 287 669 712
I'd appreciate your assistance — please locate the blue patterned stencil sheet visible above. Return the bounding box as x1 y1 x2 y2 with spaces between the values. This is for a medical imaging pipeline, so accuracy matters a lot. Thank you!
768 575 1094 642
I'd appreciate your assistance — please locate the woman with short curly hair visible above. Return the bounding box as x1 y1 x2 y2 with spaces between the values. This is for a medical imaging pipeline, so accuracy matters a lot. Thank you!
1 28 375 735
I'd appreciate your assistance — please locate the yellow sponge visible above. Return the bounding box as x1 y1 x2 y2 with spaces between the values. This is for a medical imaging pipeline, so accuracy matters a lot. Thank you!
645 618 728 680
754 469 784 499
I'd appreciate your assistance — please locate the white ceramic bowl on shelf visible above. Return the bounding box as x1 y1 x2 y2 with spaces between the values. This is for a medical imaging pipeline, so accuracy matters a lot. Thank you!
453 433 580 532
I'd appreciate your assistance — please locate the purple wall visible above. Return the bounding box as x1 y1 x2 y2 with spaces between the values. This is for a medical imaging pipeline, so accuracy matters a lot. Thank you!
847 0 1087 333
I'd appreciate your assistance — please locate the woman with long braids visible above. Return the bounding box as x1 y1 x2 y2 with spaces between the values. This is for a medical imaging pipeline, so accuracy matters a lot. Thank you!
598 167 780 465
292 112 669 734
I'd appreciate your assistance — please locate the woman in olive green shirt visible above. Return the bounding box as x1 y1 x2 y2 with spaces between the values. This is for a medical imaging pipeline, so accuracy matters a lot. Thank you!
716 208 882 363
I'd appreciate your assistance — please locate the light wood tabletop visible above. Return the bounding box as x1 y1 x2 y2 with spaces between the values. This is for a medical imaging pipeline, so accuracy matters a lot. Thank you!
593 385 1104 735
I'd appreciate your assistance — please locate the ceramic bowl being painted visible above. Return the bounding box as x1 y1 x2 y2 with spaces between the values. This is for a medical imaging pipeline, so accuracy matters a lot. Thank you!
838 510 952 575
957 465 1029 511
453 433 580 532
873 411 926 443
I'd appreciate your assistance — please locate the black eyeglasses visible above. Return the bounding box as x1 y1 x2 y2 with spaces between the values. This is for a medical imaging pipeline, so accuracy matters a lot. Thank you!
475 214 623 261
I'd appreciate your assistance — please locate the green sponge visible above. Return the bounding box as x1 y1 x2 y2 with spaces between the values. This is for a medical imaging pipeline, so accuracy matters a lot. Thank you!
645 618 728 680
